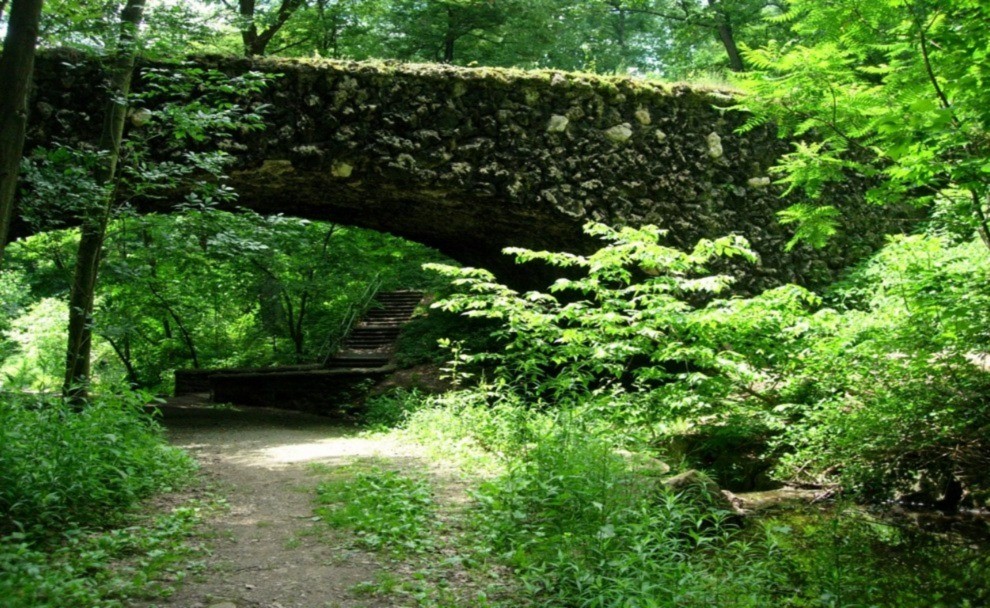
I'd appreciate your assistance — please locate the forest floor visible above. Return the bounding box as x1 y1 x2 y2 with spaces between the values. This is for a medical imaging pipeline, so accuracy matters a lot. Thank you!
131 395 494 608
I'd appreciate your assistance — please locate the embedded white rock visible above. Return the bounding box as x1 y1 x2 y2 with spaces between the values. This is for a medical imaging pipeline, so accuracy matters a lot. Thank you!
331 161 353 178
707 131 723 158
605 123 633 144
635 107 652 125
547 114 569 133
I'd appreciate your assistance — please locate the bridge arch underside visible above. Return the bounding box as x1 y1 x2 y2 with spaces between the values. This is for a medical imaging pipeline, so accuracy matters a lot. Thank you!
26 51 895 290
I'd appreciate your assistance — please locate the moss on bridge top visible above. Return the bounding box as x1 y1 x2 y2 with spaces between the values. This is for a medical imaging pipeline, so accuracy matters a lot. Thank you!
26 50 895 288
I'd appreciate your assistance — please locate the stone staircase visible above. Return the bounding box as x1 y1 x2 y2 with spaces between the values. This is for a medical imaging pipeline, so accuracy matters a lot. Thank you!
325 290 424 369
174 289 425 412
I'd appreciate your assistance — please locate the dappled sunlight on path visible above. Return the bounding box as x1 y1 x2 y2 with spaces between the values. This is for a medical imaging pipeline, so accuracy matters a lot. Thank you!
132 397 424 608
160 398 424 470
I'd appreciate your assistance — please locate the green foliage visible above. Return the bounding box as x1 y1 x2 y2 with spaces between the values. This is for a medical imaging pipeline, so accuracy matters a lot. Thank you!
0 503 206 608
0 391 195 536
773 235 990 501
315 466 436 555
777 203 841 250
762 508 990 606
736 0 990 248
428 221 990 503
393 386 990 607
394 304 501 369
471 426 780 607
427 222 788 438
0 386 201 606
1 216 450 390
35 0 226 57
361 388 427 429
1 298 72 389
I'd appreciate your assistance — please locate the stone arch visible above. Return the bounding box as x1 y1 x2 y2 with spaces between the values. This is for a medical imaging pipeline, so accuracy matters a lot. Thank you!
25 50 893 288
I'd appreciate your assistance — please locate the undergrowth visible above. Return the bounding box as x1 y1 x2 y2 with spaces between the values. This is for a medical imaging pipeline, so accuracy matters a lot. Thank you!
393 392 990 607
0 503 208 608
471 427 780 608
350 223 990 606
0 390 195 536
0 389 203 606
315 465 437 555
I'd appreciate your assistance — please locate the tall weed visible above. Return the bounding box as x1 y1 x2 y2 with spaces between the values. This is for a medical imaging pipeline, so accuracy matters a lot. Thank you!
0 503 206 608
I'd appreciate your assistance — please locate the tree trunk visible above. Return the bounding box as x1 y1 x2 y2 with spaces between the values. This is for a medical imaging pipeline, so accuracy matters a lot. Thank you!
0 0 45 265
442 7 455 63
614 7 627 73
239 0 260 56
63 0 146 402
103 333 141 387
706 0 745 72
715 20 744 71
239 0 304 56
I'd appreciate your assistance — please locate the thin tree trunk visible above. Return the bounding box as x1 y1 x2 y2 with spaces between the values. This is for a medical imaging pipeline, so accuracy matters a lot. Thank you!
972 189 990 252
239 0 260 56
102 332 141 387
281 290 301 357
288 223 336 360
147 282 200 368
63 0 146 402
706 0 744 72
442 7 455 63
715 20 744 71
0 0 45 265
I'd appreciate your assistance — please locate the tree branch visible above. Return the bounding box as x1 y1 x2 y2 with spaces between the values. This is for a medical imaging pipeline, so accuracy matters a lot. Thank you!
99 331 142 387
916 11 952 114
146 281 200 368
254 0 306 54
971 190 990 251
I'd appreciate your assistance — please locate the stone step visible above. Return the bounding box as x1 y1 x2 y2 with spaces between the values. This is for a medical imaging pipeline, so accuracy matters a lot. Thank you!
320 290 424 369
344 332 399 342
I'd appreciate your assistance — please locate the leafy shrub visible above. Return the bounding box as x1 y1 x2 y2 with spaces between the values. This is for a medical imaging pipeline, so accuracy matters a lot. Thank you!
426 223 812 484
0 391 195 536
428 223 990 503
361 388 427 429
427 222 771 420
763 507 990 607
393 307 501 368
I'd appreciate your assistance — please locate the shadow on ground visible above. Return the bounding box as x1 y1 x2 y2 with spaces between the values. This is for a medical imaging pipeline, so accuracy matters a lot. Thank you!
133 395 426 608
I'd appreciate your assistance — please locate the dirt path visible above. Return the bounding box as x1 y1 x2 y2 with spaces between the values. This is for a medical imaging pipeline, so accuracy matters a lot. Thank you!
136 397 429 608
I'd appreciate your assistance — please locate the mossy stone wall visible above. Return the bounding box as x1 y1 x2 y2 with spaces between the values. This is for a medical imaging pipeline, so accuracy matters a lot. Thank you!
26 50 895 289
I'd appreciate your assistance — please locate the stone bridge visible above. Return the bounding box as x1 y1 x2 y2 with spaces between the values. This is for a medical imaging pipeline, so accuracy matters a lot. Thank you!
25 50 891 288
